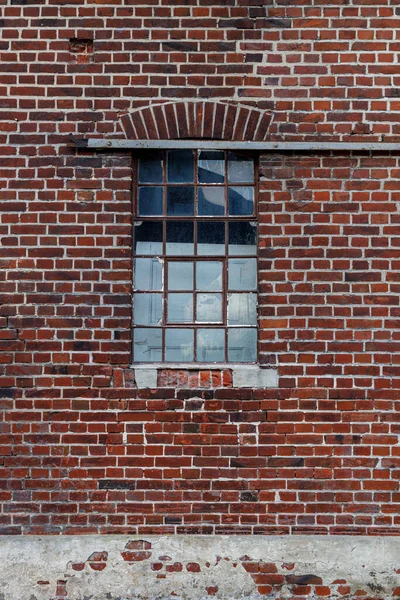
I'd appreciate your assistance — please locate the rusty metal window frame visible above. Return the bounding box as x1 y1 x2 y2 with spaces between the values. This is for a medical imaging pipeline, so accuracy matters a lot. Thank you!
132 149 259 364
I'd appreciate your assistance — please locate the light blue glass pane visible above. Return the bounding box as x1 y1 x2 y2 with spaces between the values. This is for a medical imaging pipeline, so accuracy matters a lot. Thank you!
138 151 163 183
167 150 194 183
134 222 163 256
138 187 163 216
196 261 223 291
198 187 225 216
197 222 225 256
228 293 257 325
168 262 194 290
166 221 194 255
196 293 222 323
165 329 194 361
134 258 162 291
134 328 162 362
197 329 225 362
228 222 257 255
167 186 194 216
134 293 162 325
167 293 193 323
228 258 257 291
228 328 257 362
227 153 254 183
198 151 225 184
228 186 254 216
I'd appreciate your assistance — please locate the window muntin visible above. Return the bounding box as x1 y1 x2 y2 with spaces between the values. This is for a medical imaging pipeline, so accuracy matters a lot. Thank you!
133 150 257 364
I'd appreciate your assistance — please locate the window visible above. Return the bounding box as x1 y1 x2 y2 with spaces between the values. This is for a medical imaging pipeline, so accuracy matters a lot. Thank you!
133 149 257 364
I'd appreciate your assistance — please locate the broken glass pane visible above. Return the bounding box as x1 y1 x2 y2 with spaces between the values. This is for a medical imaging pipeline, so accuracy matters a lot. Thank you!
196 293 222 322
138 151 163 184
166 221 194 255
167 150 194 183
197 329 225 362
228 222 257 255
196 261 223 291
198 151 225 184
165 328 194 361
134 221 163 256
228 258 257 291
167 293 193 322
228 186 254 216
167 186 194 216
227 153 254 183
228 328 257 362
168 261 194 290
134 258 162 291
134 293 162 325
138 186 163 216
198 187 225 216
228 293 257 325
197 222 225 256
134 328 162 362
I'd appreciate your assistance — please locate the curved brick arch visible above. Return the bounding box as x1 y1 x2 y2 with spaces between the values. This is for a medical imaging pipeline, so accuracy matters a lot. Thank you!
120 102 273 142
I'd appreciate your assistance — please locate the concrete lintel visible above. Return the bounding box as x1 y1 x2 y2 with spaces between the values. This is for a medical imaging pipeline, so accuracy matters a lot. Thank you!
232 365 278 388
72 138 400 152
133 367 158 388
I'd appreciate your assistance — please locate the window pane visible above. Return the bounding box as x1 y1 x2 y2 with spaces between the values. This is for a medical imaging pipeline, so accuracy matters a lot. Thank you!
197 222 225 256
228 328 257 362
167 293 193 322
197 329 225 362
134 222 163 256
138 186 163 216
134 293 162 326
228 293 257 325
196 293 222 323
228 153 254 183
134 258 162 290
167 150 194 183
167 186 194 216
134 328 162 362
228 186 254 216
229 222 257 256
165 329 194 361
198 187 225 216
138 151 163 184
198 151 225 184
228 258 257 291
166 221 194 255
168 261 193 290
196 261 223 291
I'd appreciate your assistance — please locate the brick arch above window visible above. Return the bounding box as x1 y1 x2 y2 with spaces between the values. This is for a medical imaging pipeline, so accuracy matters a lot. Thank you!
120 102 273 142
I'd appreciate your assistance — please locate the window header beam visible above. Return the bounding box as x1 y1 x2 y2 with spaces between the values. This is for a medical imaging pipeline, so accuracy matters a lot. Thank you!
71 137 400 152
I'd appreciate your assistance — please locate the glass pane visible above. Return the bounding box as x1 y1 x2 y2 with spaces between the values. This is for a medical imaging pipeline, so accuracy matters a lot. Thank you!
197 329 225 362
228 293 257 325
167 150 194 183
196 293 222 323
167 186 194 216
228 328 257 362
198 187 225 216
197 222 225 256
138 151 163 184
134 293 162 325
134 328 162 362
228 258 257 291
134 221 163 256
138 186 163 216
167 293 193 323
198 151 225 184
228 186 254 216
168 261 193 290
229 222 257 256
166 221 194 255
165 329 194 362
134 258 162 290
196 261 223 291
228 153 254 183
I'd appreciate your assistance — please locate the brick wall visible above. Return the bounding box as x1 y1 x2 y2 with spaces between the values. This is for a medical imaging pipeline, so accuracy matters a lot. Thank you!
2 0 400 537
